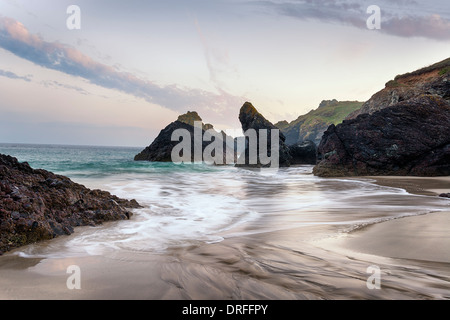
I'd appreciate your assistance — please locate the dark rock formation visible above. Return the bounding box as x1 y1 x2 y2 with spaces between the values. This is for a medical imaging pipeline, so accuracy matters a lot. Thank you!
236 102 292 167
134 111 236 164
439 193 450 198
288 141 317 165
347 57 450 120
313 96 450 177
0 154 141 254
134 121 198 162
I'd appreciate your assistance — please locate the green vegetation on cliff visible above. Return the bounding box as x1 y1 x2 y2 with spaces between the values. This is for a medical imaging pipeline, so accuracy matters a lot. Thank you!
275 100 363 146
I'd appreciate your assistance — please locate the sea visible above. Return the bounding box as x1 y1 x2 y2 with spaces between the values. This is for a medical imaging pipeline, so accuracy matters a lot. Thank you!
0 143 449 299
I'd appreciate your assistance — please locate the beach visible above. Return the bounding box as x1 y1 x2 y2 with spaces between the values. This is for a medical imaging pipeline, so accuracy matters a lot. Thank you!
0 172 449 300
1 0 450 304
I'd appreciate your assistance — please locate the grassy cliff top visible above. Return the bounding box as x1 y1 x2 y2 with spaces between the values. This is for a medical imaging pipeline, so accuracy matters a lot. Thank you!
394 57 450 80
177 111 203 126
286 100 364 128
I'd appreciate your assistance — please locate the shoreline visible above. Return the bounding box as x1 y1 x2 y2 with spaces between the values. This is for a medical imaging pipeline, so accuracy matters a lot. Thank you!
0 174 449 299
368 175 450 196
327 175 450 263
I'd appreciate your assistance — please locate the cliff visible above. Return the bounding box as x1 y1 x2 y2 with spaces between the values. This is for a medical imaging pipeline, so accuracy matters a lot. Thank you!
347 57 450 120
275 100 363 146
313 95 450 177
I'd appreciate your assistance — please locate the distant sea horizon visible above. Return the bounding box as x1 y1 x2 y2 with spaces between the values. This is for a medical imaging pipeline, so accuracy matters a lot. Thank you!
0 141 145 149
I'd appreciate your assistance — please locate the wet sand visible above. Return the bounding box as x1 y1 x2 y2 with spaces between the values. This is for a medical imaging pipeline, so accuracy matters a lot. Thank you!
335 175 450 262
331 211 450 263
368 176 450 196
0 176 449 300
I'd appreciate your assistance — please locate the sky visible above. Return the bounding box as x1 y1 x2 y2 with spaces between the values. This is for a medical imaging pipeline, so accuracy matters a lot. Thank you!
0 0 449 147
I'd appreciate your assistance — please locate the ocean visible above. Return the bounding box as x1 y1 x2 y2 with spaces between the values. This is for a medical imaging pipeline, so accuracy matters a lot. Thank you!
0 143 449 299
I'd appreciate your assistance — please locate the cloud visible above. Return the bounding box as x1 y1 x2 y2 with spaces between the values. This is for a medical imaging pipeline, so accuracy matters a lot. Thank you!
249 0 450 40
0 16 245 122
193 18 239 91
0 68 32 82
382 14 450 39
40 80 90 95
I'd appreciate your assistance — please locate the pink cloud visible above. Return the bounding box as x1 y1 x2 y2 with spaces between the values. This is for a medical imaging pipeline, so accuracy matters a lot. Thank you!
0 16 246 124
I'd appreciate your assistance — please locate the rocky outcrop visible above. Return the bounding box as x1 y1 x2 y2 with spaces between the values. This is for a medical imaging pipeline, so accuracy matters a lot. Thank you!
275 100 363 146
313 96 450 177
0 154 141 254
134 121 199 162
236 102 292 167
288 141 317 165
134 111 236 164
347 57 450 120
176 111 214 131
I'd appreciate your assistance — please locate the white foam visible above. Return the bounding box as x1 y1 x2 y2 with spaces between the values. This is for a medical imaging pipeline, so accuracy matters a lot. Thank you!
13 165 449 258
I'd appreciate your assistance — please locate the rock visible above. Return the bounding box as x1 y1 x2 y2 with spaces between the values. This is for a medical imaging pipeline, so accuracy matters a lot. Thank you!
11 211 20 220
134 121 198 162
347 57 450 120
313 96 450 177
288 141 317 165
318 99 338 108
274 120 289 130
0 153 141 253
236 102 292 167
134 111 236 164
176 111 202 127
439 193 450 198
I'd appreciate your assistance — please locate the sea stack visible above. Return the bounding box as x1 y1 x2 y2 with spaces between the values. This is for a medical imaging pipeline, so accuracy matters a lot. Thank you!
134 111 236 164
235 102 292 168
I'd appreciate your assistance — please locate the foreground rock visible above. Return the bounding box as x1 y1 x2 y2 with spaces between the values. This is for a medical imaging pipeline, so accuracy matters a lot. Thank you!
134 111 236 164
0 154 141 254
236 102 292 167
313 96 450 177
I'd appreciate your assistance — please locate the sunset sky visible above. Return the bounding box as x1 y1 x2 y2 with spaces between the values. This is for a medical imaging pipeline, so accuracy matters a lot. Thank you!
1 0 450 146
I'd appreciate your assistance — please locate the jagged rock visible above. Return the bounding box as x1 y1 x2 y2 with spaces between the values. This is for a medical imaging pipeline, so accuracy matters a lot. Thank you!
0 154 141 253
134 111 236 164
236 102 292 167
313 96 450 177
288 141 317 165
176 111 213 131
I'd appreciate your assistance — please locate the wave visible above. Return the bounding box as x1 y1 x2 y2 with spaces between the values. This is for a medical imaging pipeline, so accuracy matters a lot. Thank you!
3 144 448 259
12 166 449 259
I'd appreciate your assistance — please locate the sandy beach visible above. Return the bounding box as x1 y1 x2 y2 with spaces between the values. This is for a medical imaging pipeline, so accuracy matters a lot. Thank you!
333 176 450 262
0 175 449 300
